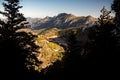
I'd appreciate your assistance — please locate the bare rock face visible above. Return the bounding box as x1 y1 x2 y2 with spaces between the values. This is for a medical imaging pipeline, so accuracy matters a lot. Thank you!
31 13 97 30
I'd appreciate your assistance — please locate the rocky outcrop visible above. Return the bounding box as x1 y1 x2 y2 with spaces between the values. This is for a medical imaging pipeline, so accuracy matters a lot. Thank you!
31 13 97 29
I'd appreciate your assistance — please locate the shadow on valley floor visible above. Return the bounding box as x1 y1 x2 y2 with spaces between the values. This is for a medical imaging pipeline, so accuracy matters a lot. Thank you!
36 36 120 80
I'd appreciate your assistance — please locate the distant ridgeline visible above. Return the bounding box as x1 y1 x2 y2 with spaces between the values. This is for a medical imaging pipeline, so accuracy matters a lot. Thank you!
27 13 97 30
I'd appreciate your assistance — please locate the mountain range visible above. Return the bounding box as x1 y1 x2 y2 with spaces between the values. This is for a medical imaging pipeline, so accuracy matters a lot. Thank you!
29 13 97 30
0 13 97 30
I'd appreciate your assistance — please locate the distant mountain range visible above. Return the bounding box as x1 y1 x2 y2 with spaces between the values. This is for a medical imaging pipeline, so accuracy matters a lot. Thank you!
0 13 97 30
26 17 41 28
28 13 97 30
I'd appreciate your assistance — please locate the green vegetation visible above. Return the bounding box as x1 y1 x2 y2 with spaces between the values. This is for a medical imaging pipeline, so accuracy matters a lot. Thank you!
34 29 65 72
40 28 60 38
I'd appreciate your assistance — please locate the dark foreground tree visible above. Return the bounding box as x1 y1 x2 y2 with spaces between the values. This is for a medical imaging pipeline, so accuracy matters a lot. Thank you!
112 0 120 28
112 0 120 54
82 6 117 71
0 0 40 79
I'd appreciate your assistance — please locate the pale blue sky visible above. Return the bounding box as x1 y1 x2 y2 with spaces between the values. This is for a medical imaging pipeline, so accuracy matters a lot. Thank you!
0 0 113 18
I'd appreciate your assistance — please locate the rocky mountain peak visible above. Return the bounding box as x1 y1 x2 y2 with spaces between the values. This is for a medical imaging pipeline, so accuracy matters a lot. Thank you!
30 13 97 30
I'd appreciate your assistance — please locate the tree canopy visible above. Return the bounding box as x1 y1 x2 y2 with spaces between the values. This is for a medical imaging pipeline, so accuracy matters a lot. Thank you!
0 0 40 79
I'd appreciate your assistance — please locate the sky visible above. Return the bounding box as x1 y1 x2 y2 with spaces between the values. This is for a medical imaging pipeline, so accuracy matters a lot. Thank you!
0 0 113 18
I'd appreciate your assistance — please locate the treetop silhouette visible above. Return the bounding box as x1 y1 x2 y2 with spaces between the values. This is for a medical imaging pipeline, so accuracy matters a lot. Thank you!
0 0 41 79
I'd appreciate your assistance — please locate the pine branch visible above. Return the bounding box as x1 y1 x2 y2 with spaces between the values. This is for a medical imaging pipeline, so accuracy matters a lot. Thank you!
0 11 8 17
0 19 5 25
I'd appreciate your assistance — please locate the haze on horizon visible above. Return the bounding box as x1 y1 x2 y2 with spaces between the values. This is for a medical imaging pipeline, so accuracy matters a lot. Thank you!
0 0 113 18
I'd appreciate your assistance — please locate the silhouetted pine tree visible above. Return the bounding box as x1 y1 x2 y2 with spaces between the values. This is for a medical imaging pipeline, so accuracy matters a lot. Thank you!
87 6 115 56
62 29 83 78
112 0 120 28
112 0 120 55
0 0 40 80
82 6 117 70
